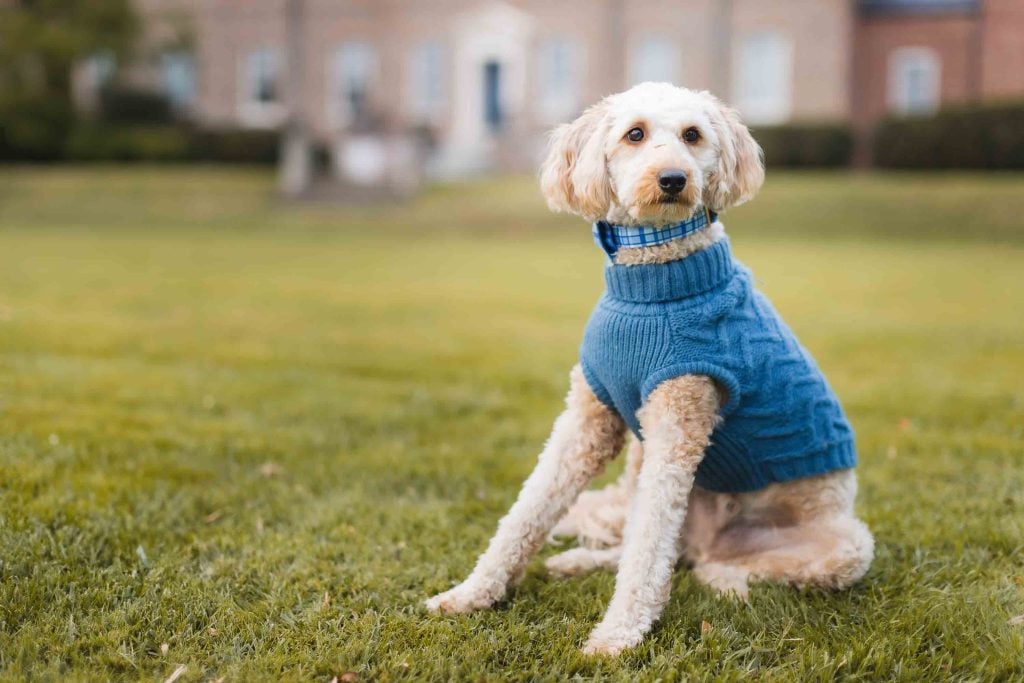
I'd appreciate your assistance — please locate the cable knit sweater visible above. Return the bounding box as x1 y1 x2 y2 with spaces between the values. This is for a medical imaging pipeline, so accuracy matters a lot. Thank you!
579 236 856 493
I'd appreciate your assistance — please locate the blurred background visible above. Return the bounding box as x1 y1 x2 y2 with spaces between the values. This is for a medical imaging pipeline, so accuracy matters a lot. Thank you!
1 0 1023 187
1 1 1023 680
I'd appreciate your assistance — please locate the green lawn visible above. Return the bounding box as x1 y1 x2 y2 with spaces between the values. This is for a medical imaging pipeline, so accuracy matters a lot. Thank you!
1 167 1022 681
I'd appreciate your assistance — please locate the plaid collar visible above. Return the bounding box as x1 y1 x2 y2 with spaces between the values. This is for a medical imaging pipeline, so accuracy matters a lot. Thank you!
593 207 718 259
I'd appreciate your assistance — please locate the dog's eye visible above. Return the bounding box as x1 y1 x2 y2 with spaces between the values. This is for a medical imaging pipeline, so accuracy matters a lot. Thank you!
626 127 645 143
683 127 701 143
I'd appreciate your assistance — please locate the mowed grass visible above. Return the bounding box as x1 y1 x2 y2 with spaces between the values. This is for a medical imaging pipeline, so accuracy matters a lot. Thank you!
0 167 1023 681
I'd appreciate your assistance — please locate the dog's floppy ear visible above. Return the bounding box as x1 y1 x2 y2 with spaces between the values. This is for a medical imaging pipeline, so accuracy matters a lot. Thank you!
539 100 613 221
702 95 765 212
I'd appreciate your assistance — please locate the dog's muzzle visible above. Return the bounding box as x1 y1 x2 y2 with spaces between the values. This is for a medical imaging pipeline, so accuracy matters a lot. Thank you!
657 169 688 197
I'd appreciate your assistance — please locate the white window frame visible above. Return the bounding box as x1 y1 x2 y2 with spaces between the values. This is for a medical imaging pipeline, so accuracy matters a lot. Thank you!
536 38 582 122
629 35 680 86
238 46 285 128
888 47 941 116
732 31 793 125
406 41 446 123
329 41 378 130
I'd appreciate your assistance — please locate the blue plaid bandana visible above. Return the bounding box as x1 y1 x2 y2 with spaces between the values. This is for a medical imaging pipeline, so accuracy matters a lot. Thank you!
593 207 719 259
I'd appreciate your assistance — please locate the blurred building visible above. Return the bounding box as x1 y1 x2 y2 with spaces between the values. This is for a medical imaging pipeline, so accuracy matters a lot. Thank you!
854 0 1024 140
115 0 1023 175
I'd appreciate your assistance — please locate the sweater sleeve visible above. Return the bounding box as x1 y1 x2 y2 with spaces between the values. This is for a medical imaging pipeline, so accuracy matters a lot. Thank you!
579 359 618 415
640 362 741 416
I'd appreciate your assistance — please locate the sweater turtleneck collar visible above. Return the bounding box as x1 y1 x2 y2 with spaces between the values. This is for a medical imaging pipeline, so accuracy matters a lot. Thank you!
602 236 736 303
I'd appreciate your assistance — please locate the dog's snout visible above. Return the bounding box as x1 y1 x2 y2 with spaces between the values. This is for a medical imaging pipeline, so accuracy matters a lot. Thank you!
657 169 688 195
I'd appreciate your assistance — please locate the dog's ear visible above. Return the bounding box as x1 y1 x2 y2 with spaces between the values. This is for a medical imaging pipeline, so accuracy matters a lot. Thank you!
539 101 613 221
702 95 765 212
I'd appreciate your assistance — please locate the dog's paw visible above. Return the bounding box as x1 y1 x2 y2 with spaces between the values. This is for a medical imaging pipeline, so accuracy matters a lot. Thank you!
424 579 500 615
582 620 645 656
548 487 628 547
692 562 750 601
545 547 619 578
545 548 593 578
548 515 580 541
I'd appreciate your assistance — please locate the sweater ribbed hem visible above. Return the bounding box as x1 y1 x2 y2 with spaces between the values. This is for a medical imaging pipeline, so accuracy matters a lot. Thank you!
604 237 735 303
696 434 858 493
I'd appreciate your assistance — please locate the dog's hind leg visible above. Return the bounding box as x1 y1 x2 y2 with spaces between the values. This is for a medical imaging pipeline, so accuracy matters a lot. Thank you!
692 515 874 599
688 470 874 600
583 375 720 656
425 365 626 615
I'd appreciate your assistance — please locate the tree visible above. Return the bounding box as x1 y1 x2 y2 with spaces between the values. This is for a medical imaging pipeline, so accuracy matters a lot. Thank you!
0 0 138 159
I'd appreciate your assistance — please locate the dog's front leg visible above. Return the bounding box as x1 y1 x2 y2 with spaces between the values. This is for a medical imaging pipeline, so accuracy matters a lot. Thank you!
583 375 719 655
426 365 626 614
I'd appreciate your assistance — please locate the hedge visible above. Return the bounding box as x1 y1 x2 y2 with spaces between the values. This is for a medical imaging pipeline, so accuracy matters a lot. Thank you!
752 123 854 168
187 128 279 164
0 93 75 161
873 101 1024 169
99 86 174 124
66 125 191 162
58 125 279 164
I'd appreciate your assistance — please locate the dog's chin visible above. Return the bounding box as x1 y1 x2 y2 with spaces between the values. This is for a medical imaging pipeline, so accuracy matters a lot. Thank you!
628 199 700 226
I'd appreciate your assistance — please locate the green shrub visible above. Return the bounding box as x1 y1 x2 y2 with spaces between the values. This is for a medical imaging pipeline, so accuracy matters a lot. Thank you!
0 92 75 161
187 128 279 164
874 101 1024 169
752 123 854 168
59 125 279 164
65 125 190 162
99 86 173 124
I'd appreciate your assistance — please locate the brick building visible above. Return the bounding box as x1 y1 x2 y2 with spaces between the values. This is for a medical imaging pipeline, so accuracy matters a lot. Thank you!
854 0 1024 137
101 0 1024 173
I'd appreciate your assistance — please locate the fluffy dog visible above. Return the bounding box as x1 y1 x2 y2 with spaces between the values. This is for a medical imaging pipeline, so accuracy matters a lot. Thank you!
426 82 873 656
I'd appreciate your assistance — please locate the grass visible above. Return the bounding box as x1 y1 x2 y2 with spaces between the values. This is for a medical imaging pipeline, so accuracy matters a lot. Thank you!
0 166 1022 681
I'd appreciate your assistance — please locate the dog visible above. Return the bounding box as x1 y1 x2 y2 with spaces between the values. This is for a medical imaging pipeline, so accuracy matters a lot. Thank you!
426 82 873 656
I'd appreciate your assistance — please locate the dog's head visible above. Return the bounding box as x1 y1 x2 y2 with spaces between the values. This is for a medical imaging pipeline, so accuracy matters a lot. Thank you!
539 82 764 225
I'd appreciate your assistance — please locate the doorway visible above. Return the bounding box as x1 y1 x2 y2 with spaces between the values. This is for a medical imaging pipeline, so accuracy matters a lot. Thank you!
483 60 504 132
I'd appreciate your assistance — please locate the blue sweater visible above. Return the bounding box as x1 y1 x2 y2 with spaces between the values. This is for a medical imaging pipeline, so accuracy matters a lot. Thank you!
579 237 856 493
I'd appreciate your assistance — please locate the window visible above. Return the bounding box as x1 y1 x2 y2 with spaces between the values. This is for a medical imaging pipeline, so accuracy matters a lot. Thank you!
238 47 284 127
888 47 940 115
733 32 793 125
161 52 196 111
629 36 680 85
408 41 445 121
537 39 580 120
331 42 377 128
246 47 280 104
85 51 117 92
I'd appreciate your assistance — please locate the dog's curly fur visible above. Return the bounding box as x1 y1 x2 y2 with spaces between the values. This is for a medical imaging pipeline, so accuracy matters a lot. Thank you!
427 82 874 656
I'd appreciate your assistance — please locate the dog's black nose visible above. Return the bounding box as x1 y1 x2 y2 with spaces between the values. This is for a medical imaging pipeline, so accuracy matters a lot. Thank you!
657 169 688 196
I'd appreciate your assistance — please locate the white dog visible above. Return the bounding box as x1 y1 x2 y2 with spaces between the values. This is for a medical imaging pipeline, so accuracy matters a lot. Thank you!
426 82 873 656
